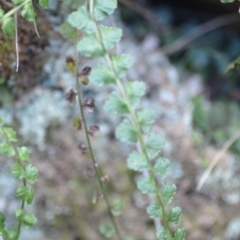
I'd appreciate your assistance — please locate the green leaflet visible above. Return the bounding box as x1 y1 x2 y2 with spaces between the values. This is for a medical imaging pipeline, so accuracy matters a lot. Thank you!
89 64 116 86
168 206 182 224
99 25 122 51
77 34 104 57
21 3 36 22
2 17 15 37
145 133 165 158
153 158 170 178
39 0 49 9
137 177 155 194
94 0 117 21
60 21 78 41
174 228 186 240
17 146 30 162
111 53 134 78
156 228 170 240
146 202 162 219
15 209 24 220
111 199 123 216
11 164 25 179
3 127 17 142
125 81 146 106
22 213 37 227
68 6 95 34
104 91 128 115
116 119 138 143
25 164 39 184
161 181 177 204
4 228 17 239
137 108 156 133
0 142 15 157
99 223 115 238
127 151 148 171
77 26 122 56
16 210 37 227
16 186 35 204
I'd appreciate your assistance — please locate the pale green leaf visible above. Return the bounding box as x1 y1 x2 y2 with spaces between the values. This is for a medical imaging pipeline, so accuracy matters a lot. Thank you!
22 213 37 226
111 54 134 78
0 142 15 157
104 91 128 115
126 81 146 106
11 164 25 179
156 228 170 240
174 228 186 240
60 21 78 41
137 177 155 194
153 158 170 178
77 35 104 57
68 6 95 34
168 206 182 224
3 127 17 142
99 25 122 51
116 119 138 143
89 64 115 86
127 151 148 171
111 199 123 216
21 3 36 22
25 164 39 184
6 228 18 240
94 0 117 21
137 108 156 133
39 0 49 8
16 186 34 204
145 133 165 158
99 223 115 238
2 17 15 37
161 181 176 204
17 146 30 162
15 209 24 220
146 203 162 219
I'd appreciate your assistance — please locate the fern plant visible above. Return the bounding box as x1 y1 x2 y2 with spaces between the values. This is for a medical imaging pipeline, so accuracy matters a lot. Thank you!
0 118 38 240
66 0 186 239
0 0 186 239
65 59 124 239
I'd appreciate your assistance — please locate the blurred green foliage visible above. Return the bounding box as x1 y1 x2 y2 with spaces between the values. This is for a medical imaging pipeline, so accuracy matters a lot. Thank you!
192 96 240 155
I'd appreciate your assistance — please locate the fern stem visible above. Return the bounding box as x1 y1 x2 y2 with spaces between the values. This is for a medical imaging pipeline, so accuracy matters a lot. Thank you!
88 8 173 240
74 46 123 240
110 58 173 240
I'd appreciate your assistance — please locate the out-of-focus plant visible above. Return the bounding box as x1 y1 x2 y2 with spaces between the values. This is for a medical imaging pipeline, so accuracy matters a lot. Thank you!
65 0 186 239
0 0 48 37
0 118 38 240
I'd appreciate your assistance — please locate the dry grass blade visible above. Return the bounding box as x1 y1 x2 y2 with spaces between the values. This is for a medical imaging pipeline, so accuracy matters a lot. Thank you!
14 12 19 72
196 128 240 191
